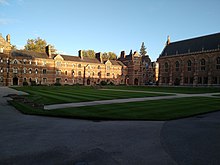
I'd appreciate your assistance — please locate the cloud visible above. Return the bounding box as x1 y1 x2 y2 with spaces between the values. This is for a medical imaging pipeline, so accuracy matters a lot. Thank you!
0 0 9 5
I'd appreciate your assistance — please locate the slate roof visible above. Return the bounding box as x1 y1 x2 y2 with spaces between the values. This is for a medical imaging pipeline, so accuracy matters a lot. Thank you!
160 32 220 57
11 50 49 59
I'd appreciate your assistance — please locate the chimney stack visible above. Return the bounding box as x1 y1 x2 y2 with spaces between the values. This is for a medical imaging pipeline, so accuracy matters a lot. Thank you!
120 51 125 58
78 50 83 59
6 34 10 44
46 45 52 58
95 52 103 63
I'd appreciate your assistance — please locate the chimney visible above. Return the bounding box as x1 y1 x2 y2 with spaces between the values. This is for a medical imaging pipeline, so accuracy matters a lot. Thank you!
120 51 125 58
6 34 10 44
78 50 83 59
46 45 52 58
95 52 103 63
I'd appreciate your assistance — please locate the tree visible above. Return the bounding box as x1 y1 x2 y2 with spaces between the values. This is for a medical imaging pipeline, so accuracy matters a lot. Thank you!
24 37 56 53
140 42 147 56
82 50 96 58
102 52 117 61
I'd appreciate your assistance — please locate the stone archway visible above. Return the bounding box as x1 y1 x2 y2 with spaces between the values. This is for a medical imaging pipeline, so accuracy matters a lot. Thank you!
134 78 138 85
13 77 18 86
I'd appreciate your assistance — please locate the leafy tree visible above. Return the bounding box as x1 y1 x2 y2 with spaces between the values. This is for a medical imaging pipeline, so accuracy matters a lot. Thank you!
82 50 96 58
102 52 117 61
108 52 117 60
24 37 56 53
140 42 147 56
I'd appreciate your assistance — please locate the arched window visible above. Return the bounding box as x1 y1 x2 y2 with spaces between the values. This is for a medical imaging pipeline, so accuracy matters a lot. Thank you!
98 65 101 69
98 71 101 77
35 69 38 74
165 62 168 72
201 59 206 71
78 64 81 68
187 60 192 71
175 61 180 71
216 57 220 70
23 68 27 74
29 69 32 74
78 71 82 77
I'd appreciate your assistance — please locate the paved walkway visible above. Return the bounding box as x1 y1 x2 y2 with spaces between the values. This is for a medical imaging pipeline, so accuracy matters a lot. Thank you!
44 89 220 110
1 87 220 164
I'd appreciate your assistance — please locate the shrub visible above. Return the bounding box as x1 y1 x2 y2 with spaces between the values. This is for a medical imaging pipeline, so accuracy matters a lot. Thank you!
23 81 29 86
108 82 115 86
30 81 37 86
54 82 61 86
100 81 107 86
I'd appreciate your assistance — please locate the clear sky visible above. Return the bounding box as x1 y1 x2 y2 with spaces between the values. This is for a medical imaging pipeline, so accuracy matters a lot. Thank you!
1 0 220 61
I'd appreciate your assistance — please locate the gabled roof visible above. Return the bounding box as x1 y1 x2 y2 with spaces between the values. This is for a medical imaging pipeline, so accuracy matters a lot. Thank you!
109 60 125 66
160 32 220 57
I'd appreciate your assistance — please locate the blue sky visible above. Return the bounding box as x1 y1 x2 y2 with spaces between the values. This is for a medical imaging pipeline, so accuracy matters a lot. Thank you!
1 0 220 61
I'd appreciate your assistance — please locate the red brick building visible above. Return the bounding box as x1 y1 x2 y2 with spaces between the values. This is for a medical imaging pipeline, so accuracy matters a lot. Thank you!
0 33 157 86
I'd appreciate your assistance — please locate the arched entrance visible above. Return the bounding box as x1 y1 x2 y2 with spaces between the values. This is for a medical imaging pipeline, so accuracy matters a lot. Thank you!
174 78 180 86
134 78 138 85
13 77 18 86
87 79 90 85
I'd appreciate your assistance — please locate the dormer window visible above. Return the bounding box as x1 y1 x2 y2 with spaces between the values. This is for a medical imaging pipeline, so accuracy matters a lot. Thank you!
14 60 17 64
56 61 61 67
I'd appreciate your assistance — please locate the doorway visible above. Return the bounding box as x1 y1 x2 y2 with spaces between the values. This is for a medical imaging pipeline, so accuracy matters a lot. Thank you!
13 77 18 86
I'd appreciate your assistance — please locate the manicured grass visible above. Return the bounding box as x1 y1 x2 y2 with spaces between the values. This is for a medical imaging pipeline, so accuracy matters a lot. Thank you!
104 86 220 94
10 97 220 120
11 86 170 105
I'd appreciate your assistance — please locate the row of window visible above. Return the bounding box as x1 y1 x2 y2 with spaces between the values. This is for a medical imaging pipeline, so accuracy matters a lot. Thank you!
8 67 121 78
11 68 48 74
9 59 115 70
164 57 220 72
161 76 220 85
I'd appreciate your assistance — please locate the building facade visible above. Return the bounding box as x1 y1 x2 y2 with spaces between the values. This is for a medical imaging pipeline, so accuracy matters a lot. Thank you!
0 33 157 86
157 33 220 86
118 50 153 85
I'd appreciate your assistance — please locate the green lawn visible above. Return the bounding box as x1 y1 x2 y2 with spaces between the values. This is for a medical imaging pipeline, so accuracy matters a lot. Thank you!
104 86 220 94
10 97 220 121
10 86 220 121
12 86 170 105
